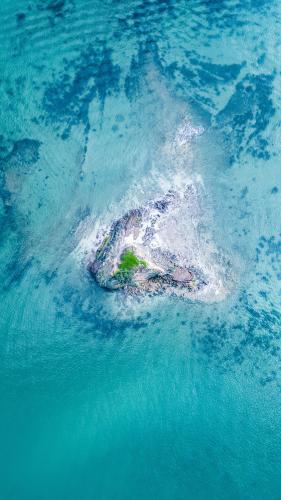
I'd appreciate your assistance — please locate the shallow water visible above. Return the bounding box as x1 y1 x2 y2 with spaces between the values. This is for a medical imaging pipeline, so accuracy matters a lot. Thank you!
1 1 281 499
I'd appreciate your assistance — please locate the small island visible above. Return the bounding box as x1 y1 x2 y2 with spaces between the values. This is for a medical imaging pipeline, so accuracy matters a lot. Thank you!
89 186 226 300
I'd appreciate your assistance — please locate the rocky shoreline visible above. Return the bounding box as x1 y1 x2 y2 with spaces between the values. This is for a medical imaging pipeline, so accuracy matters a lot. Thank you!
88 188 223 299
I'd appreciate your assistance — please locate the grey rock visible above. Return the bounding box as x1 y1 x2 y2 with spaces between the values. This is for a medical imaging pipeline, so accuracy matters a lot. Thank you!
89 191 210 297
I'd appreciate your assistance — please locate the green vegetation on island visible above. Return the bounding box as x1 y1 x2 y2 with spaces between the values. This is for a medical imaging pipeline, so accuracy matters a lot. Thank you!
118 249 147 271
114 249 147 284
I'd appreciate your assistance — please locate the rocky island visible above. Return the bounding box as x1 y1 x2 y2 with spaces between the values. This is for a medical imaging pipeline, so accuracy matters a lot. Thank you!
89 185 226 301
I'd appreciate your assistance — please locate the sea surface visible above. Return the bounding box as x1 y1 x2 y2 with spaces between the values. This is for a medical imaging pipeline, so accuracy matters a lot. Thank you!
1 1 281 499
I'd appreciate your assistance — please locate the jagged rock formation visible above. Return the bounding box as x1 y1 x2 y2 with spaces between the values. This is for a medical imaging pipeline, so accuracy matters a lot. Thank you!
89 187 226 299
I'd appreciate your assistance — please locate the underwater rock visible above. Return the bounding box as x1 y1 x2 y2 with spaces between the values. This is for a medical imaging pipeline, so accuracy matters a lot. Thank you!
89 187 226 300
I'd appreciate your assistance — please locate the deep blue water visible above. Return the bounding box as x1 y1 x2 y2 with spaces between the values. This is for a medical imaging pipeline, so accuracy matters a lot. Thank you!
1 1 281 499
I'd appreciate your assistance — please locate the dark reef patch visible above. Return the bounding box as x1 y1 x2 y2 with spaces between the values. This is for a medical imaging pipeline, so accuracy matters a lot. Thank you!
164 51 244 113
43 43 121 137
53 273 152 339
16 12 26 24
124 39 163 100
216 73 275 163
192 231 281 387
124 38 243 114
255 234 281 278
0 137 41 210
193 289 281 387
37 0 74 18
0 135 13 160
0 138 42 172
0 138 42 292
46 0 67 13
0 200 33 292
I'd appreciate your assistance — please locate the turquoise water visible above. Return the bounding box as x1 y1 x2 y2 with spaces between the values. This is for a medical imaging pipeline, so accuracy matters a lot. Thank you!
1 0 281 498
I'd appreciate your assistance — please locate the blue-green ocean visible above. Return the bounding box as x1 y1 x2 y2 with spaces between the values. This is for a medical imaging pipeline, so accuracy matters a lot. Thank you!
1 1 281 499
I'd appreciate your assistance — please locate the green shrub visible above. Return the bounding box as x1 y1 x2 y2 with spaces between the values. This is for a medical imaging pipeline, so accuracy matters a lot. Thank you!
114 250 147 284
